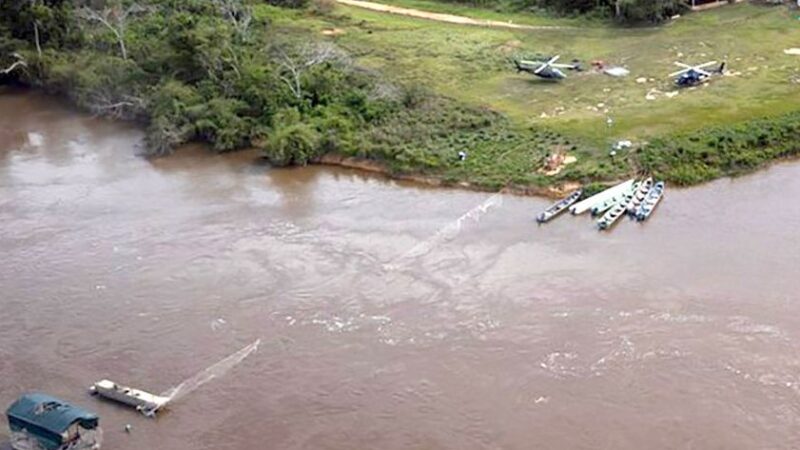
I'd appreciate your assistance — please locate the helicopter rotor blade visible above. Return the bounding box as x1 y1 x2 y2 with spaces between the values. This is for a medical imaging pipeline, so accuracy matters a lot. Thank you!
669 68 691 77
534 55 561 74
695 61 718 69
516 60 535 71
695 68 712 77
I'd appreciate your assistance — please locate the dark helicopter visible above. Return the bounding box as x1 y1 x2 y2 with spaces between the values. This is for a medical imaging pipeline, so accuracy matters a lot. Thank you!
513 55 581 81
670 60 726 87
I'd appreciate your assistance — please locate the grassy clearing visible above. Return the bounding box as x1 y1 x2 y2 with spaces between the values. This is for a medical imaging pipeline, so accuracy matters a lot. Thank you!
258 1 800 186
335 2 800 139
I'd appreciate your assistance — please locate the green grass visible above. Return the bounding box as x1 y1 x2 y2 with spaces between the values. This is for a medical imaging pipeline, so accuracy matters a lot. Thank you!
262 2 800 143
256 2 800 188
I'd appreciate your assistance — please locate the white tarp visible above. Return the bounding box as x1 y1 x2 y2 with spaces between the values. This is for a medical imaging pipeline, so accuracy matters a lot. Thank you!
604 67 630 77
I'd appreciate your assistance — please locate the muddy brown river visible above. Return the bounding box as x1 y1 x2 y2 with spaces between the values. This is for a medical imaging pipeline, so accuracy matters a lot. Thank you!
1 88 799 449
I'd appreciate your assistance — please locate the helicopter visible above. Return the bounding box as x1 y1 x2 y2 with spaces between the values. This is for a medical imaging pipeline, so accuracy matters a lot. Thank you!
514 55 581 81
670 60 726 87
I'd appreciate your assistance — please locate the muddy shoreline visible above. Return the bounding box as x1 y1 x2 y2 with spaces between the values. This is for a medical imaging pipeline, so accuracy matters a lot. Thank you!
312 153 583 198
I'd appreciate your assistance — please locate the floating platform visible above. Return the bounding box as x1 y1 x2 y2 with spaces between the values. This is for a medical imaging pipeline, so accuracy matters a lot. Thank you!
89 380 169 417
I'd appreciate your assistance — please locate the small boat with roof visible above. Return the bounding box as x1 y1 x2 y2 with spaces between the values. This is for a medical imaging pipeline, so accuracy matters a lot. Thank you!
536 189 583 223
6 393 101 450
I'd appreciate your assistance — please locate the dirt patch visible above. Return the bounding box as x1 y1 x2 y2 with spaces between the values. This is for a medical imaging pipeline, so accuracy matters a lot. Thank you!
540 153 577 176
335 0 572 30
322 28 346 36
497 40 522 54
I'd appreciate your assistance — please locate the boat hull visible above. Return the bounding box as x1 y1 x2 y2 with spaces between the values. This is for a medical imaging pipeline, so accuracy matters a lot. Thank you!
590 182 638 217
89 380 169 416
625 177 654 216
635 182 665 222
570 179 634 215
536 190 583 223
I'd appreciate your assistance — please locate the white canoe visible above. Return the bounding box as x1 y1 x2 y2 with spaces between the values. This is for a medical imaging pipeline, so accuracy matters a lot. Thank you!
598 185 638 230
590 181 638 216
89 379 169 416
570 179 634 215
625 177 654 215
597 201 627 230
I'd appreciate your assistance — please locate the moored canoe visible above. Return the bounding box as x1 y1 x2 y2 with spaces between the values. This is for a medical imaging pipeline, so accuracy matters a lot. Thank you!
537 189 583 223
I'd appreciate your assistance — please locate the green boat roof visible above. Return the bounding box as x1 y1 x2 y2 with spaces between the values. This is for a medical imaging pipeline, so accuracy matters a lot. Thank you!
6 393 98 435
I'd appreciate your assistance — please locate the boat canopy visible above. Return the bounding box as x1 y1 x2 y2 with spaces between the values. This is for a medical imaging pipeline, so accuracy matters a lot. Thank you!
6 393 98 449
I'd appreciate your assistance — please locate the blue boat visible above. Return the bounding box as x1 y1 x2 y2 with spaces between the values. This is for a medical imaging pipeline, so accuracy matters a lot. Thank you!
6 393 100 450
635 181 665 222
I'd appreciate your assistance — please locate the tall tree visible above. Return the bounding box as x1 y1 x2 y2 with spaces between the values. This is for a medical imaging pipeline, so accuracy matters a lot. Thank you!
75 1 147 60
275 42 348 100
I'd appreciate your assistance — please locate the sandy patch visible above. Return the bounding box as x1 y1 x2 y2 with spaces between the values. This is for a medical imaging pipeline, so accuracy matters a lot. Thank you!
540 153 577 176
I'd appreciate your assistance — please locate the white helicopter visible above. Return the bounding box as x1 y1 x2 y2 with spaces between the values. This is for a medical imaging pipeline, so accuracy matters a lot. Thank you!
514 55 581 81
670 60 726 87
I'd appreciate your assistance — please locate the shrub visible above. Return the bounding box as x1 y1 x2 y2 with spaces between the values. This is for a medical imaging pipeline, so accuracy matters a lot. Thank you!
614 0 686 24
265 0 311 9
144 80 204 155
638 111 800 185
193 97 254 151
261 122 321 165
309 0 336 15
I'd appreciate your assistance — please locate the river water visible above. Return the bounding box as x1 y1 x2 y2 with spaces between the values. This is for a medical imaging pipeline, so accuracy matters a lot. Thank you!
1 88 799 449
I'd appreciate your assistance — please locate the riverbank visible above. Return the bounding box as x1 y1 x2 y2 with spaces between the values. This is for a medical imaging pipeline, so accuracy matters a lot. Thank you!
314 153 582 197
3 1 800 192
